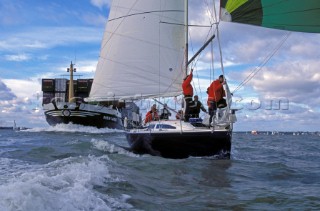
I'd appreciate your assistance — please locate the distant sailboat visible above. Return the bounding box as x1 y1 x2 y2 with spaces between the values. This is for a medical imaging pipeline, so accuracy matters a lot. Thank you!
87 0 320 158
13 120 27 131
13 120 18 131
251 130 258 135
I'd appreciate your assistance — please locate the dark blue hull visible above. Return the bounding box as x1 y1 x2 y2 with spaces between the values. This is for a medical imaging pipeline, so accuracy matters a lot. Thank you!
126 130 232 159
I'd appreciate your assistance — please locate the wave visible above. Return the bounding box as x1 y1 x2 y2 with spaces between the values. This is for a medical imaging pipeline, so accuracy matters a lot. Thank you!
23 123 124 134
91 139 139 158
0 155 133 210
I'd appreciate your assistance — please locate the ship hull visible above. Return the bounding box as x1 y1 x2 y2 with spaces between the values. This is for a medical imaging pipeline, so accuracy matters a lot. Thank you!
43 102 123 129
126 121 232 159
44 109 122 129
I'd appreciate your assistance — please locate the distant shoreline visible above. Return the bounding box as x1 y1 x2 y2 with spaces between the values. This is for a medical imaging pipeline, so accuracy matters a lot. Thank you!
0 127 13 130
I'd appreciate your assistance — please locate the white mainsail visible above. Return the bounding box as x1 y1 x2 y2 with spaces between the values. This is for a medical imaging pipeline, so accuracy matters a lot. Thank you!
88 0 186 101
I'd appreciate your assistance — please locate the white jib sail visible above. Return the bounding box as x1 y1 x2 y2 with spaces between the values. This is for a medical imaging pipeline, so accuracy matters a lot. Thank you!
88 0 186 101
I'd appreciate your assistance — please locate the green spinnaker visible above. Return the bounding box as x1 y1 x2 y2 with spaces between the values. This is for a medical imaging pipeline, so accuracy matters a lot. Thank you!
220 0 320 33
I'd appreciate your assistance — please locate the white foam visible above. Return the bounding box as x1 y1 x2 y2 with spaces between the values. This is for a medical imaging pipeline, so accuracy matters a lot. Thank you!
91 139 139 158
23 123 124 134
0 137 33 147
0 158 32 184
0 156 133 210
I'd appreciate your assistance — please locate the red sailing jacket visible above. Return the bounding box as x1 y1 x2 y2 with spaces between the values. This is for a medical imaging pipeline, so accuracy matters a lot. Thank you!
145 110 159 124
182 73 193 96
207 79 225 105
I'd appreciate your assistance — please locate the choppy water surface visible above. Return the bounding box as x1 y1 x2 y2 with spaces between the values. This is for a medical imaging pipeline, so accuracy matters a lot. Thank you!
0 125 319 210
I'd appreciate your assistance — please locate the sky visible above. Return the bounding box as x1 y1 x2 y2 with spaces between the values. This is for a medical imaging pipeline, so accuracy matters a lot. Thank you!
1 0 320 131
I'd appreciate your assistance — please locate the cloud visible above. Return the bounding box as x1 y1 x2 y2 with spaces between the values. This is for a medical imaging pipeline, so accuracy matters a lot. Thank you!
220 24 320 100
228 56 320 131
0 0 25 26
0 27 103 52
0 0 108 27
188 1 218 51
240 60 320 105
211 21 320 131
76 60 98 74
0 80 16 100
0 106 46 127
90 0 111 9
2 79 40 99
0 78 44 127
234 102 320 131
82 13 107 26
4 53 31 62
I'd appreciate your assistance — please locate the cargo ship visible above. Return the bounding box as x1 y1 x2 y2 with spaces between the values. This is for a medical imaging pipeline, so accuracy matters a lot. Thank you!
42 62 140 129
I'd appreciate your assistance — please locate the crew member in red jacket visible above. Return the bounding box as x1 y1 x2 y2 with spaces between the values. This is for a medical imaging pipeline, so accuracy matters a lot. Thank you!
207 75 226 124
145 104 159 124
182 69 194 121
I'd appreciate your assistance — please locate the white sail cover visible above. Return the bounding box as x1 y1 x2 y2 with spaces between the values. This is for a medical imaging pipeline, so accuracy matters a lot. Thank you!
88 0 186 101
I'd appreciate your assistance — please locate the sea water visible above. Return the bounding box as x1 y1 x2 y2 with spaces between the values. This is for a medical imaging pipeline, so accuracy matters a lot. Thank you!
0 125 319 210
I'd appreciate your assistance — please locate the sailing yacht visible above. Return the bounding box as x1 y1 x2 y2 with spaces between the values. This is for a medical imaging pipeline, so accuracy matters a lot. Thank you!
86 0 320 158
85 0 235 158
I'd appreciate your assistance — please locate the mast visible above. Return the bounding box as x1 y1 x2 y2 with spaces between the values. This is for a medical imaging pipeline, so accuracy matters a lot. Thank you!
185 0 188 75
67 61 76 103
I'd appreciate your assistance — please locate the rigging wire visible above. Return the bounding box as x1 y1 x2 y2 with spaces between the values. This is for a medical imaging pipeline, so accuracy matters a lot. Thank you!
188 0 217 101
160 21 212 28
188 30 204 99
207 0 217 83
214 5 225 77
204 0 215 26
210 39 214 82
109 10 184 22
189 0 216 101
232 32 291 94
158 0 163 108
213 0 234 112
